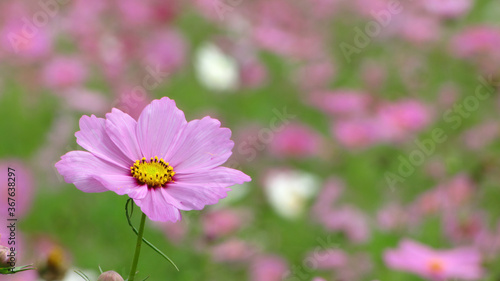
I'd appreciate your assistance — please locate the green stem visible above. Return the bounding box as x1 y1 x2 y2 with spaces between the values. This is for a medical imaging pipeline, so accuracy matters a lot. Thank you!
129 212 147 281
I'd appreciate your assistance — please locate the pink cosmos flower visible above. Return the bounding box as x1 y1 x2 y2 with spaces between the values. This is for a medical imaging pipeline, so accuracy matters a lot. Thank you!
411 174 475 216
394 15 440 45
305 249 347 269
250 255 289 281
319 205 371 244
311 90 371 117
451 26 500 75
42 56 88 90
55 97 251 222
116 0 153 26
0 23 52 60
375 99 432 141
295 60 336 91
269 123 324 158
462 121 499 150
210 238 258 263
141 30 187 73
422 0 472 18
451 26 500 60
384 239 484 280
311 177 344 217
154 220 188 244
442 211 486 244
1 160 34 219
240 59 267 88
63 89 109 114
361 60 387 91
202 208 249 240
332 119 379 149
377 203 410 231
336 253 373 281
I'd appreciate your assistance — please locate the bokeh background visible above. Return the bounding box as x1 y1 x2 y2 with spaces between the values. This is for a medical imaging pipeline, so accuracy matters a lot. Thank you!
1 0 500 280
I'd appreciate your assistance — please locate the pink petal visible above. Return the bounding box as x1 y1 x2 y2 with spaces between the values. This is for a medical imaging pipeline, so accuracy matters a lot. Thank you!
75 115 131 168
93 174 148 200
55 151 126 193
136 97 187 160
133 188 182 222
164 167 251 210
168 116 233 173
105 108 143 161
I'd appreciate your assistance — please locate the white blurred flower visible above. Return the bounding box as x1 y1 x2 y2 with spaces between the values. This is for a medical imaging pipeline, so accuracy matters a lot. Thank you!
264 170 320 219
195 43 239 92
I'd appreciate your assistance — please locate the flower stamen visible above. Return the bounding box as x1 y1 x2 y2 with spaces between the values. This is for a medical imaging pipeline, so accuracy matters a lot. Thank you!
130 156 175 187
428 258 445 274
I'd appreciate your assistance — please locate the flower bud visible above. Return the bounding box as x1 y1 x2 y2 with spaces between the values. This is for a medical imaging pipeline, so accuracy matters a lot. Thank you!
97 271 125 281
0 245 10 267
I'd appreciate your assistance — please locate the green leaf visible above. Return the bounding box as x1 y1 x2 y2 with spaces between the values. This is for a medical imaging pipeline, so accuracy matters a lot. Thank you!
0 264 36 275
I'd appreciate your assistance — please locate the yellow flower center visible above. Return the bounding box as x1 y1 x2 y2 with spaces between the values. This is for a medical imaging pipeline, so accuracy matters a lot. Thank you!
130 156 175 187
428 258 445 274
47 246 65 269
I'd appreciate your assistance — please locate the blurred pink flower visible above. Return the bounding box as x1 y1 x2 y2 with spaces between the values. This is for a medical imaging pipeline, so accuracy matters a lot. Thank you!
361 60 387 91
336 253 373 281
437 83 460 108
240 59 267 88
462 121 499 150
377 203 410 231
202 208 249 240
117 0 153 26
269 123 324 158
56 97 251 222
250 255 289 281
154 220 188 244
354 0 392 17
474 220 500 260
211 239 258 263
451 26 500 73
42 56 88 90
312 90 371 117
397 15 441 44
424 158 447 180
332 119 379 149
142 30 187 73
442 211 486 244
411 174 475 216
250 0 324 59
384 239 484 280
319 205 371 244
296 60 336 91
310 0 339 18
305 249 348 269
0 160 34 219
64 89 109 114
422 0 472 18
0 22 52 60
375 99 432 141
311 177 344 217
